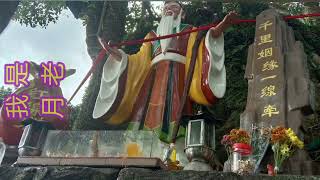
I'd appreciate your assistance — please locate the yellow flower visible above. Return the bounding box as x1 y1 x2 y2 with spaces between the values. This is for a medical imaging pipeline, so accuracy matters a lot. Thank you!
286 128 304 148
286 128 294 136
292 136 298 143
280 144 290 156
286 129 295 138
296 139 304 149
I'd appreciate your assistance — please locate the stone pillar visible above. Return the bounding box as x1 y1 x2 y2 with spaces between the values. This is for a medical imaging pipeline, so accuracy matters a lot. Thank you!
240 9 318 175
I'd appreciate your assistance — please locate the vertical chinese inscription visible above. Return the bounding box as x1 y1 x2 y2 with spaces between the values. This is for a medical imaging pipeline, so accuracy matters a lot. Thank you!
253 16 285 126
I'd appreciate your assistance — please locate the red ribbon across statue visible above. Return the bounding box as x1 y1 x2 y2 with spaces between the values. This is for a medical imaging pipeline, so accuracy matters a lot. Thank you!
67 13 320 104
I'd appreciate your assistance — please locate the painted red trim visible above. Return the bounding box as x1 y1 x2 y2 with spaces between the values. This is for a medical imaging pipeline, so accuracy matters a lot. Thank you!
201 44 217 105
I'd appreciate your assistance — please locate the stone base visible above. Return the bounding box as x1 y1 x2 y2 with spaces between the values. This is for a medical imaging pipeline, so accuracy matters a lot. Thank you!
284 160 320 175
183 160 213 171
258 147 320 175
0 166 319 180
2 146 18 165
15 157 166 169
0 166 120 180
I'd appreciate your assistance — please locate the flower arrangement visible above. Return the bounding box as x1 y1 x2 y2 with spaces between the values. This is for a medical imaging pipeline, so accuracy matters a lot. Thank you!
221 129 251 157
270 126 304 174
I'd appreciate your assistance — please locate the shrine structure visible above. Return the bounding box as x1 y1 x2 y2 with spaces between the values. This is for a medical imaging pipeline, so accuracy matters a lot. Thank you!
240 9 319 175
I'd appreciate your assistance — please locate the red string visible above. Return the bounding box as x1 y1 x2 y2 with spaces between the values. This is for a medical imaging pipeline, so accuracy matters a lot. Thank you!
284 13 320 20
109 19 253 47
67 13 320 103
67 50 106 104
109 13 320 47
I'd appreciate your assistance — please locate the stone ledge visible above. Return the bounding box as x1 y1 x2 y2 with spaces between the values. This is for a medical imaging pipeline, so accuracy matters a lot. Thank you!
1 166 320 180
16 157 166 169
118 168 320 180
0 166 120 180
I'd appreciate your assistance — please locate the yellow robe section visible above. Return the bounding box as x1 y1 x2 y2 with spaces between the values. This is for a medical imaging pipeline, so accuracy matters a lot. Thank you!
185 29 210 105
108 34 152 125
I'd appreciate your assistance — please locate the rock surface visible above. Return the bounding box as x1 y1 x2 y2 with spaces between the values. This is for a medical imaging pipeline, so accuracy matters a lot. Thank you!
0 166 120 180
0 166 319 180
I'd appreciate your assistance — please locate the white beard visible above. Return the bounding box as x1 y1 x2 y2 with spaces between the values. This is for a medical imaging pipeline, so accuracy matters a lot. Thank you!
157 11 182 54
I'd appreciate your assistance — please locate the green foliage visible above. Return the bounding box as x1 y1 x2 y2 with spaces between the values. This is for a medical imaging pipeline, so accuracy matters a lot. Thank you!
238 2 269 18
13 0 66 28
125 2 143 34
68 104 81 129
0 86 12 106
287 3 305 15
123 1 159 54
183 1 223 26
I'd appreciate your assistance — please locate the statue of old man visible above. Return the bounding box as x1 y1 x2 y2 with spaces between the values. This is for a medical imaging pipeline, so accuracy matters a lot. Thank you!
93 1 237 148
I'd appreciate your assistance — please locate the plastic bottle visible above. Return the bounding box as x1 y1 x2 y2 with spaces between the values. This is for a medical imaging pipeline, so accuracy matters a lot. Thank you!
0 137 6 165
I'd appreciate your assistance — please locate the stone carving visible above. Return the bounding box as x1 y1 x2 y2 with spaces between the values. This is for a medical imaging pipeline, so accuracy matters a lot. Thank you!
240 9 318 175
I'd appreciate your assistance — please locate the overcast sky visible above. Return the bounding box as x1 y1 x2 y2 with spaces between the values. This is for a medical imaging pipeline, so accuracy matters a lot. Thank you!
0 10 91 105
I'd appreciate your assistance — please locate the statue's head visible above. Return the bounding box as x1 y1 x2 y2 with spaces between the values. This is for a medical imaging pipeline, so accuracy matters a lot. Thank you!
158 1 184 53
163 1 184 20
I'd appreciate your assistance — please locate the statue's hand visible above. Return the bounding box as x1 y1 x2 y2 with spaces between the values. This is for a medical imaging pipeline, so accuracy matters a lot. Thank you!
98 39 122 61
223 11 239 26
210 11 239 38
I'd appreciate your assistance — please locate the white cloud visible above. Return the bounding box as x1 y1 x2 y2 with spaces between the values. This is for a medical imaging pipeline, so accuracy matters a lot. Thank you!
0 9 91 105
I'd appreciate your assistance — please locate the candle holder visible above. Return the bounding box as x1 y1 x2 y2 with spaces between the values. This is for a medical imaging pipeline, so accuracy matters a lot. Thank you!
18 118 53 156
183 111 218 171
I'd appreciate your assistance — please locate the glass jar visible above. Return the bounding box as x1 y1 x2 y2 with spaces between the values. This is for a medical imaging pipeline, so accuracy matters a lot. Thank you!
231 143 255 175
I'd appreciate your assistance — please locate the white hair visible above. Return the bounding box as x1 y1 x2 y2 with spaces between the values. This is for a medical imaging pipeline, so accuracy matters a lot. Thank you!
156 10 183 54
